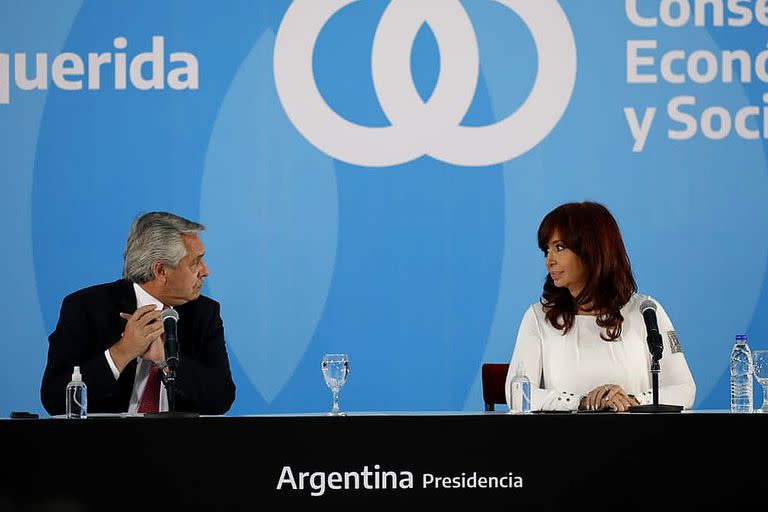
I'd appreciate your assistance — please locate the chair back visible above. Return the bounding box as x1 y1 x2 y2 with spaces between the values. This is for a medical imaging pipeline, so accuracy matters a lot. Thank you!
481 363 510 411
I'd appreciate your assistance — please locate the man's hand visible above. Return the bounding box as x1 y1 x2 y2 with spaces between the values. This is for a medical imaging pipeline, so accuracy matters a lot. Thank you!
109 305 163 372
143 337 166 366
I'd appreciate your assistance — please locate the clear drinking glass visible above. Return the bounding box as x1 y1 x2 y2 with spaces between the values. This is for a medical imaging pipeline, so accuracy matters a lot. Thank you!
753 350 768 413
321 353 349 416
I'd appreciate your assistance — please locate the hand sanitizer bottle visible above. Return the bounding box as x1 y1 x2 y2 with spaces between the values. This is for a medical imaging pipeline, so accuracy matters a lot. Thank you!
66 366 87 419
510 365 531 414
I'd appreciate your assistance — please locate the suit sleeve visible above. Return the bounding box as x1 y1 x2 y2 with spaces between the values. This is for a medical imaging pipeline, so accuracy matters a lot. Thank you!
40 293 126 416
173 301 236 415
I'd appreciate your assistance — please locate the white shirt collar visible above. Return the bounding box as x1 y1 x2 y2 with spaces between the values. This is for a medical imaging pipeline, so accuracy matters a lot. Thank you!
132 282 164 311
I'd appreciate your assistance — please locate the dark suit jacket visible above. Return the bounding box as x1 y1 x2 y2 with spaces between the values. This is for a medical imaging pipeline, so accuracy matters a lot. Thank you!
41 279 236 415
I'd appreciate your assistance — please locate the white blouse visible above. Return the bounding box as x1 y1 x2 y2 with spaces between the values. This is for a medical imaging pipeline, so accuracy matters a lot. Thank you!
505 293 696 411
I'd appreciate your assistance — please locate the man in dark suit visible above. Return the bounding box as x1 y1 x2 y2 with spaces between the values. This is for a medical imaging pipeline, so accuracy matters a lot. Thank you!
41 212 236 415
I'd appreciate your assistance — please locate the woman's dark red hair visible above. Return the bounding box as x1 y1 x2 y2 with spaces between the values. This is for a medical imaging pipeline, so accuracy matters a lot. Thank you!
537 201 637 340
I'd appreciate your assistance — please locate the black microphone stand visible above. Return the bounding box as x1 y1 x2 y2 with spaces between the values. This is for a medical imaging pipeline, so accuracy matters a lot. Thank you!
144 307 199 418
165 368 177 414
629 332 683 413
146 365 199 418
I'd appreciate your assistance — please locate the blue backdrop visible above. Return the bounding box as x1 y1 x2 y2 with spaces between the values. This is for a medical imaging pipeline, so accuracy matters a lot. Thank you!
2 0 767 416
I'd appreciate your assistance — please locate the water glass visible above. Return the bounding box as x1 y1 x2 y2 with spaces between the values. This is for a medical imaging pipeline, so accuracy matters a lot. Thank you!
321 353 349 416
753 350 768 413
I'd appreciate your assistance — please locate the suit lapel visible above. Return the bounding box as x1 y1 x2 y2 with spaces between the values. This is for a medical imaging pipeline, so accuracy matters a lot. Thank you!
116 278 137 313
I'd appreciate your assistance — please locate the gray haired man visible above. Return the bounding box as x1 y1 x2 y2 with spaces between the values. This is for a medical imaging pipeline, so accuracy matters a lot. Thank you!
41 212 236 416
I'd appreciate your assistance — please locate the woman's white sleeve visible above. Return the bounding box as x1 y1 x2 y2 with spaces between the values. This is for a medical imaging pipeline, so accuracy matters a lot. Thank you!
506 307 580 412
634 297 697 409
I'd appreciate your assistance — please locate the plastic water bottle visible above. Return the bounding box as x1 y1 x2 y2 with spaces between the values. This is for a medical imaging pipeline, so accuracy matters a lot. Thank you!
509 365 531 414
730 335 753 413
66 366 87 419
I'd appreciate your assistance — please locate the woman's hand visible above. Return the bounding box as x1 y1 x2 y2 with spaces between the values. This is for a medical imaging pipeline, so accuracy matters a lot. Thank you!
580 384 639 412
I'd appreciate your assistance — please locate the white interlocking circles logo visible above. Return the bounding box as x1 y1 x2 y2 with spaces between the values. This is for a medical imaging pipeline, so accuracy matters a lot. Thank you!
274 0 576 167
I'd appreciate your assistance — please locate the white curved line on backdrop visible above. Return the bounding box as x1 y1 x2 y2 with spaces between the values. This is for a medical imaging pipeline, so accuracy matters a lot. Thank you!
201 29 338 405
1 1 83 416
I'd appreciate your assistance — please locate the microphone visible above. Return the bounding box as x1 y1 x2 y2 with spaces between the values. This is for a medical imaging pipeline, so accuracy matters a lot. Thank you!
161 307 180 372
629 298 683 413
639 299 663 360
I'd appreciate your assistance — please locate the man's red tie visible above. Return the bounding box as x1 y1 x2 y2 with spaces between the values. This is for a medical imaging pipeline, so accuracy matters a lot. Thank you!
138 365 161 413
137 305 168 414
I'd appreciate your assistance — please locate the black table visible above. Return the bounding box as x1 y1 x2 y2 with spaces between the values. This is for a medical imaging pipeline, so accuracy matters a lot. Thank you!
0 411 761 509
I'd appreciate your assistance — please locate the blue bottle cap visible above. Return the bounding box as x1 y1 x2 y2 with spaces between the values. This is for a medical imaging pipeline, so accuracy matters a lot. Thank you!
736 334 747 341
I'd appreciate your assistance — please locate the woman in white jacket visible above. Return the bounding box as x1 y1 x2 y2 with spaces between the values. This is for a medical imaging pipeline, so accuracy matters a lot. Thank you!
506 201 696 412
